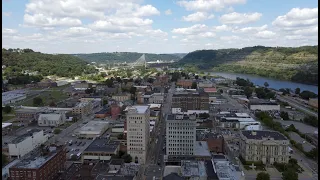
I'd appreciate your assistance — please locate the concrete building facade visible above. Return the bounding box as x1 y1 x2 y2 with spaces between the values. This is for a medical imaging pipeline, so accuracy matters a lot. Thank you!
166 114 197 156
72 102 92 116
126 106 150 164
172 91 209 113
239 130 290 165
38 112 66 127
112 93 131 102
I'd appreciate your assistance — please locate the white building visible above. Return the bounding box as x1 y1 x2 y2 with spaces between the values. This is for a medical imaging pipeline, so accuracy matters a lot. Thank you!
72 101 92 116
2 90 26 106
8 129 48 159
78 121 109 139
166 114 197 156
172 108 209 115
112 123 124 133
149 93 165 104
38 112 66 127
126 105 150 164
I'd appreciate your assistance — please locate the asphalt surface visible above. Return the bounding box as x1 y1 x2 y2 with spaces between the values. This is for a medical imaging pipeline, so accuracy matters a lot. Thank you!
276 95 318 117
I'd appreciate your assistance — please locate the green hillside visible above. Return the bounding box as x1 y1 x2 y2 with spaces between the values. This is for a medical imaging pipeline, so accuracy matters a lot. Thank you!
177 46 318 85
2 48 97 78
71 52 183 64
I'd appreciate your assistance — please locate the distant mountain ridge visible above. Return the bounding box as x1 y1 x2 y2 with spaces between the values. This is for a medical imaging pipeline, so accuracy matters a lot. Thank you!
176 45 318 85
70 52 186 64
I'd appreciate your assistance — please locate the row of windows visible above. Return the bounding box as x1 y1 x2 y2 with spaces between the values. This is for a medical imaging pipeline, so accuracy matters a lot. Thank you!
168 127 194 130
168 143 193 147
128 136 143 139
168 123 194 126
168 131 194 135
129 147 143 150
129 139 143 142
128 117 143 120
168 152 194 155
129 143 142 146
168 140 194 143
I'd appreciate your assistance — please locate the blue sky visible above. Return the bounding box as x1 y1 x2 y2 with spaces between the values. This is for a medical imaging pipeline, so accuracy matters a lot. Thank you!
2 0 318 54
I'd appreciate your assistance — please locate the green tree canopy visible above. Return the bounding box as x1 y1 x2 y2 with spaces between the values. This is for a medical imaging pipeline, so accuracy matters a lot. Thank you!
33 97 43 106
256 172 270 180
3 105 12 114
282 169 298 180
191 82 197 89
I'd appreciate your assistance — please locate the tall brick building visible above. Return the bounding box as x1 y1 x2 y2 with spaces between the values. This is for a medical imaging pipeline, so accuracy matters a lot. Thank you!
172 91 209 112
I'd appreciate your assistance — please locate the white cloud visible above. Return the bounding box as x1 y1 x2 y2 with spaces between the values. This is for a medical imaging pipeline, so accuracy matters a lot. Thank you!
220 35 240 41
232 24 268 33
2 28 18 34
177 0 246 11
24 14 82 27
292 26 318 36
272 8 318 28
172 24 208 35
220 12 262 24
254 30 277 39
165 9 172 15
133 5 160 17
182 12 214 22
172 36 178 39
212 24 232 32
3 12 12 17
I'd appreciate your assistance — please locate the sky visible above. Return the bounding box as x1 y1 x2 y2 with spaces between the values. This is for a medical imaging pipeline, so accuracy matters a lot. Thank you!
2 0 318 54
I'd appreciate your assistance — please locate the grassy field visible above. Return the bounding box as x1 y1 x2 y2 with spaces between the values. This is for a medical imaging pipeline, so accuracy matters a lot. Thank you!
16 90 69 106
2 115 14 122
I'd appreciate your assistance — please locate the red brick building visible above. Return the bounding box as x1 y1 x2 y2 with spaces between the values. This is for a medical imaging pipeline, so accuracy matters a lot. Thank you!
9 145 66 180
176 79 193 88
111 104 121 120
197 132 224 153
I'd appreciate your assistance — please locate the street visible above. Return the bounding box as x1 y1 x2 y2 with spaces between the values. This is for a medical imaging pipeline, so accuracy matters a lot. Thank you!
276 95 318 117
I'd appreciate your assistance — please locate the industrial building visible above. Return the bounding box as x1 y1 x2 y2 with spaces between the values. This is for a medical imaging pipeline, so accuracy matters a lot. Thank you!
126 105 150 164
8 129 49 159
72 102 92 116
78 121 109 139
239 130 290 164
212 155 244 180
82 137 120 162
2 90 26 106
112 93 131 102
249 99 280 111
9 145 66 180
218 112 261 130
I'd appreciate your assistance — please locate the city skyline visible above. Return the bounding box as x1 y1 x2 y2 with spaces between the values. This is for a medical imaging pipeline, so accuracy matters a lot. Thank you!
2 0 318 54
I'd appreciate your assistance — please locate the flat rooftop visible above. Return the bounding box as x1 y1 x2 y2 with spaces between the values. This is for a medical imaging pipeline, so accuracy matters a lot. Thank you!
84 137 119 152
11 129 42 144
144 165 162 180
194 141 211 157
241 130 288 140
12 146 61 169
249 99 278 105
181 160 207 177
126 105 149 114
2 122 12 129
80 121 109 132
166 114 197 121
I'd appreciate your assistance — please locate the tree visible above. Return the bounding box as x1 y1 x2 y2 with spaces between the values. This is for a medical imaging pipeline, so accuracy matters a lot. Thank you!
122 154 132 163
49 101 56 107
103 99 108 105
264 82 269 88
2 153 8 167
203 76 206 79
256 172 270 180
33 97 43 106
195 75 199 79
280 111 289 120
117 133 124 140
299 90 317 100
147 78 154 84
282 169 298 180
219 89 223 93
85 88 94 94
129 86 137 95
53 128 62 134
295 88 300 95
244 87 253 98
3 105 12 114
70 154 78 161
191 82 197 89
105 78 114 88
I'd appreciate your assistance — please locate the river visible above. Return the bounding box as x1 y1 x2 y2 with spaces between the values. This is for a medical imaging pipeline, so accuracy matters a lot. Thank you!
208 72 318 94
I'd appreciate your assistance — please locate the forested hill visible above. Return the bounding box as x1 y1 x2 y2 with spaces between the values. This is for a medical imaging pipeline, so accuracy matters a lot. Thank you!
2 48 97 78
177 46 318 85
71 52 183 64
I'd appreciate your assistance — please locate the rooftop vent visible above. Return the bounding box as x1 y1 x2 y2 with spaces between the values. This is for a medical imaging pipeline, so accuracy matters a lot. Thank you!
251 131 257 136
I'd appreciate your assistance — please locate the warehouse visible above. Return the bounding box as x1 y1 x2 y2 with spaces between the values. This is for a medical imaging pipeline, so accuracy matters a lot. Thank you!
78 121 109 139
249 99 280 111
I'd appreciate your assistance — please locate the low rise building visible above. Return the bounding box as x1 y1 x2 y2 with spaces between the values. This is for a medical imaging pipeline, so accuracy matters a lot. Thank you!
112 93 131 102
95 108 109 118
8 129 49 159
38 112 66 127
72 102 92 116
15 109 40 124
112 123 125 133
239 130 290 164
149 93 165 104
2 90 26 106
9 145 66 180
82 137 120 161
212 156 244 180
196 131 224 153
172 90 209 113
198 81 214 88
111 104 121 120
176 79 193 89
2 123 13 136
74 82 92 90
218 112 261 130
78 121 109 139
37 79 57 88
249 99 280 111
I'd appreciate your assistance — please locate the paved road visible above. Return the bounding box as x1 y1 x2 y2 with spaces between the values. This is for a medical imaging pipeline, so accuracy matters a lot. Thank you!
276 95 318 117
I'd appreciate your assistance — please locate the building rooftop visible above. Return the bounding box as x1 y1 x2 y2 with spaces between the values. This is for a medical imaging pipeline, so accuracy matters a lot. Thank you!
12 145 62 169
241 130 288 140
213 160 242 180
95 175 134 180
95 108 109 114
38 113 62 121
2 159 20 177
166 114 197 121
74 101 90 108
84 137 120 152
2 122 12 129
181 160 207 178
194 141 211 157
204 160 219 180
110 159 124 165
163 166 181 177
80 121 109 133
148 104 162 109
11 129 42 144
126 105 149 114
249 99 278 105
163 173 185 180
